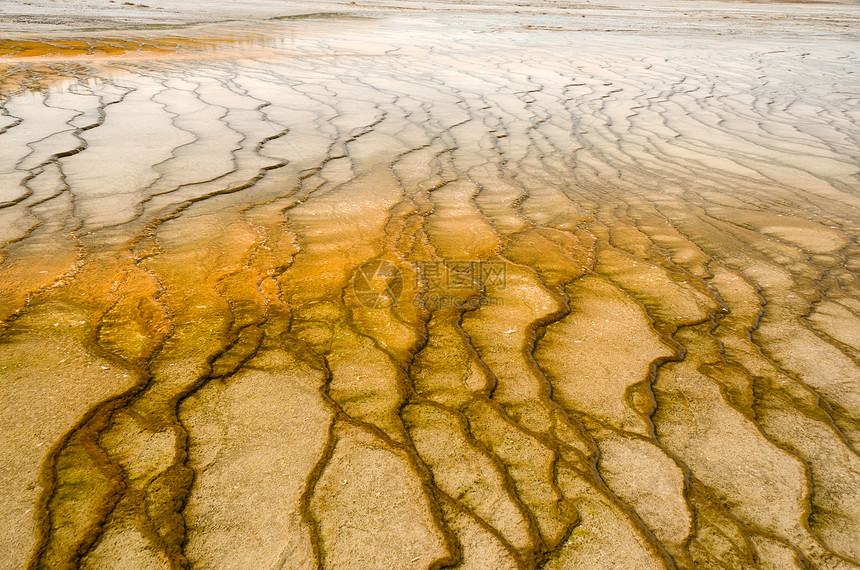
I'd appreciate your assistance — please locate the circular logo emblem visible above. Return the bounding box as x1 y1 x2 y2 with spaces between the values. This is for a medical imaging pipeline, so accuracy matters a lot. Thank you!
351 260 403 309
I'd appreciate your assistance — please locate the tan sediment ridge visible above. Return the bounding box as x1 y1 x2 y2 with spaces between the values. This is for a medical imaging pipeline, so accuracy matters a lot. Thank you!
1 4 859 569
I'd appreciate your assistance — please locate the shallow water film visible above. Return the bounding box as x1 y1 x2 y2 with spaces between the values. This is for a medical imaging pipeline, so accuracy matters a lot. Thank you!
2 2 860 568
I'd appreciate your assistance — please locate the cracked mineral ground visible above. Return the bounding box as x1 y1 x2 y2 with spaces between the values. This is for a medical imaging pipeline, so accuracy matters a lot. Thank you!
1 0 860 568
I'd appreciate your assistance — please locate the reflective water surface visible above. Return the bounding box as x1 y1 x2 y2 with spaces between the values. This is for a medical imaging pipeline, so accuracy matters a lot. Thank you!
2 7 860 569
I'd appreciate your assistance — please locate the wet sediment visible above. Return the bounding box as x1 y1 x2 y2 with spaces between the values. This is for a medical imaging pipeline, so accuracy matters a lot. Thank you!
1 7 860 569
